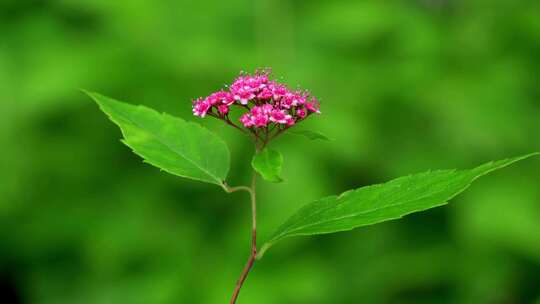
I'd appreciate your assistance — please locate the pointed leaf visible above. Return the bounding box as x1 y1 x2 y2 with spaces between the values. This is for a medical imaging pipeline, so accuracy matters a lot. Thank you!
290 130 332 141
87 91 230 186
257 153 539 259
251 148 283 183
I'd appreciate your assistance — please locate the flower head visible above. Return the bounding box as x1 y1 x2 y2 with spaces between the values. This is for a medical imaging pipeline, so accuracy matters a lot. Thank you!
191 69 321 144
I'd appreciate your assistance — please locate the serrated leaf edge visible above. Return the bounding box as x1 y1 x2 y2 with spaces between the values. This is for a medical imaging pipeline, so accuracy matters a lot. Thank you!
256 152 539 259
86 90 230 186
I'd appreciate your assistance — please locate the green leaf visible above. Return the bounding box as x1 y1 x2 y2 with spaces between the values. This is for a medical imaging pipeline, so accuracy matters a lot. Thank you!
257 153 539 259
86 91 230 186
251 148 283 183
290 130 332 141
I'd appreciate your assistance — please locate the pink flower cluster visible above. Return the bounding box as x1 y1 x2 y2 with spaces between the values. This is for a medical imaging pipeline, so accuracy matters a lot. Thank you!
192 70 320 129
192 90 234 117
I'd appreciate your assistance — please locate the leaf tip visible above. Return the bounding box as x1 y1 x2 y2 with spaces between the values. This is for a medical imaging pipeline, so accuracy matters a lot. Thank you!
81 89 99 100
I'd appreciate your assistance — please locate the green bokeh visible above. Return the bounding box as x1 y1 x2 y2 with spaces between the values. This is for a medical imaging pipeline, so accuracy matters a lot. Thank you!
1 0 539 303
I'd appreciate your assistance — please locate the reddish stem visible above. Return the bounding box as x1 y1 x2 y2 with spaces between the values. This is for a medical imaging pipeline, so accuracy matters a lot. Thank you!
229 230 257 304
223 172 257 304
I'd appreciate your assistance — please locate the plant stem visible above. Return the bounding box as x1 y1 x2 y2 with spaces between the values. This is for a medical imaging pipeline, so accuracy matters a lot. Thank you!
222 172 257 304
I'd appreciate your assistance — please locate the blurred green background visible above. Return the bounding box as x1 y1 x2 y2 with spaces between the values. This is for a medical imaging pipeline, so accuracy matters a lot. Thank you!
1 0 540 303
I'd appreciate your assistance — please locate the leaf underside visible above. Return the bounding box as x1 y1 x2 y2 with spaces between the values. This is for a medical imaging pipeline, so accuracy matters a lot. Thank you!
251 148 283 183
257 153 539 259
86 91 230 186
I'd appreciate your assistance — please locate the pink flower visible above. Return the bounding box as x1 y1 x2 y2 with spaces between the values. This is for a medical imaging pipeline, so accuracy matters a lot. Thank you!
249 106 271 127
193 98 211 117
251 106 263 116
251 104 273 116
219 91 235 106
206 91 234 106
268 82 288 101
280 92 294 109
295 92 308 105
246 74 268 90
218 104 229 114
206 93 220 106
255 74 269 88
286 116 295 126
230 76 247 91
306 98 321 114
281 92 309 109
280 92 305 109
233 89 255 105
297 107 307 119
239 113 254 127
269 109 291 124
257 88 273 100
252 113 269 127
262 104 274 114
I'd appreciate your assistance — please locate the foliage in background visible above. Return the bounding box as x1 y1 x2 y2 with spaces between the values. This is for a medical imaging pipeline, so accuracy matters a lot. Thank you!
1 0 540 303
